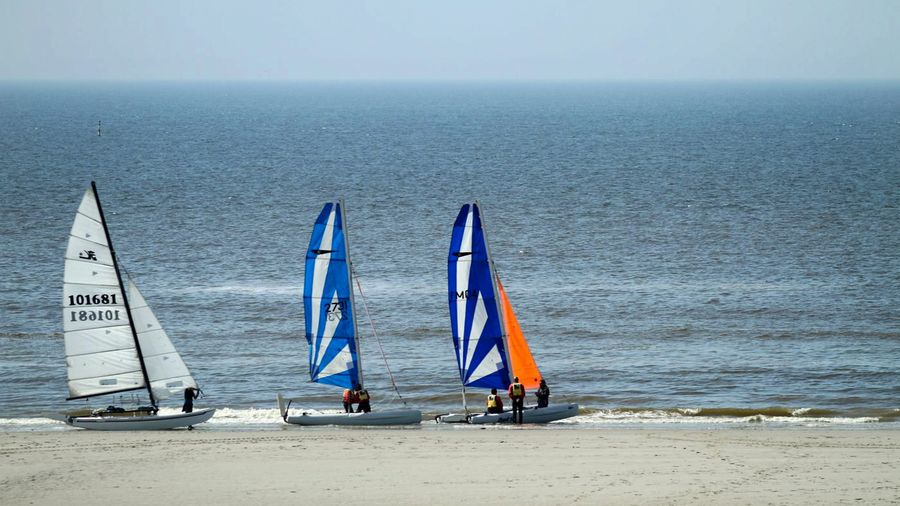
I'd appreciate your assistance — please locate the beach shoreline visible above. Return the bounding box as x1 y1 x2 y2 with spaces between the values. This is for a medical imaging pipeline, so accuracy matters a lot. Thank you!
2 428 898 505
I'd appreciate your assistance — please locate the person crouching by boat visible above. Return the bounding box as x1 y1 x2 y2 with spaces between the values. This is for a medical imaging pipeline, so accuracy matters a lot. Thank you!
508 377 526 424
354 384 371 413
342 388 358 413
486 388 504 414
535 378 550 408
182 387 199 413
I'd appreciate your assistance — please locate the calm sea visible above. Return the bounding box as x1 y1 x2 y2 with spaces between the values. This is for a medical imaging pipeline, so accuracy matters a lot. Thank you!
1 81 898 430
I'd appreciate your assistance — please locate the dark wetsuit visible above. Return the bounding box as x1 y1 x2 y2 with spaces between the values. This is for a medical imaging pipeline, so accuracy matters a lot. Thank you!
182 387 199 413
536 385 550 408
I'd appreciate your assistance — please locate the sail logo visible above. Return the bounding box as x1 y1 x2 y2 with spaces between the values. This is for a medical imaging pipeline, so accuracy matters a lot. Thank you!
456 289 476 300
79 250 98 261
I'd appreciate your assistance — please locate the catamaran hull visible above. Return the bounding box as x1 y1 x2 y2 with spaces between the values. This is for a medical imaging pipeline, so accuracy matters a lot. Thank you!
433 412 469 423
285 410 422 426
65 408 216 430
278 393 422 426
438 404 579 424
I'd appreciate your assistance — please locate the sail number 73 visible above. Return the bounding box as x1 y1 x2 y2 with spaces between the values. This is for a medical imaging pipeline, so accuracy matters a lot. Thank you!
325 301 348 321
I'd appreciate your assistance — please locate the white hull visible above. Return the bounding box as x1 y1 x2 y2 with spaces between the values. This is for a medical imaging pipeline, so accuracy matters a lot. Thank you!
285 409 422 426
65 408 216 430
278 393 421 426
437 404 579 424
433 412 469 423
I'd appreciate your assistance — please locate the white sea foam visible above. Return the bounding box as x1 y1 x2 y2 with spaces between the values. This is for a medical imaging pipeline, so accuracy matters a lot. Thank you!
204 407 284 426
565 410 881 427
0 407 890 432
0 417 69 431
0 408 284 432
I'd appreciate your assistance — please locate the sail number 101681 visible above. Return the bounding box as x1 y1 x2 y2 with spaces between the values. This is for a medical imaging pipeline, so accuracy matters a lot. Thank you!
68 294 118 306
69 309 122 322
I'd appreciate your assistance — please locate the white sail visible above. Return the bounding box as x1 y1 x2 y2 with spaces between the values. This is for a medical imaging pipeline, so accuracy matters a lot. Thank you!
63 189 144 399
126 274 196 400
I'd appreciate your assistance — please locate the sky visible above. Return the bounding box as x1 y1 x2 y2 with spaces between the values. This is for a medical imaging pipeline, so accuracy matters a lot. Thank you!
1 0 899 81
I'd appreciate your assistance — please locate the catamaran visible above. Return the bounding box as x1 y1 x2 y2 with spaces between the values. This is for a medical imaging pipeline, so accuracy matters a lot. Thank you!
62 182 215 430
277 201 421 426
436 202 579 424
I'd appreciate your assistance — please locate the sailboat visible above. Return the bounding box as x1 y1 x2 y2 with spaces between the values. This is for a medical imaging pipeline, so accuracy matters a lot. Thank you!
436 202 579 424
277 201 421 426
62 182 215 430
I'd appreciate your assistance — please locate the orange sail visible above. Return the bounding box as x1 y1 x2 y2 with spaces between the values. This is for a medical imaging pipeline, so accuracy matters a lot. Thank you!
497 280 542 389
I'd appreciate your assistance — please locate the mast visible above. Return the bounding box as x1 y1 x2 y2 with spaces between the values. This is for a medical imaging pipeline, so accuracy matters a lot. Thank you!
91 181 156 407
475 200 514 385
339 199 363 387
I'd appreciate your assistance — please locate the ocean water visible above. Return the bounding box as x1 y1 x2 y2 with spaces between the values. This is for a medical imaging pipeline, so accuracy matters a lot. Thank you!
1 81 898 430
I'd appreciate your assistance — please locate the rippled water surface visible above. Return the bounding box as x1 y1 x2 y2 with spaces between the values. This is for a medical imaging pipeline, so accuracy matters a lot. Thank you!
1 81 898 427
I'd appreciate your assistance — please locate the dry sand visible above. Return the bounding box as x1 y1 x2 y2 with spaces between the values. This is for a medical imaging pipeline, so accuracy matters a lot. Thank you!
2 427 899 505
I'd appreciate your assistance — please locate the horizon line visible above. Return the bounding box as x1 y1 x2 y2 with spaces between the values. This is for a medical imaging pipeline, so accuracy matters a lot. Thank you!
2 77 899 84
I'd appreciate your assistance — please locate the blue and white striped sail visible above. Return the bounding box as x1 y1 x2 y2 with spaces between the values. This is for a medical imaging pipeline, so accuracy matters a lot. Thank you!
304 202 360 389
448 203 510 389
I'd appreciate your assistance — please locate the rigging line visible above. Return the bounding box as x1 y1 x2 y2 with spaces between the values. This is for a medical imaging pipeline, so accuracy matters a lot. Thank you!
353 272 405 405
117 258 131 281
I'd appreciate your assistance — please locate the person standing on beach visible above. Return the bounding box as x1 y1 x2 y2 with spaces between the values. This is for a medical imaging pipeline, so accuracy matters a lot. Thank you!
535 379 550 408
182 387 199 413
342 388 358 413
486 388 504 414
354 384 371 413
508 377 526 423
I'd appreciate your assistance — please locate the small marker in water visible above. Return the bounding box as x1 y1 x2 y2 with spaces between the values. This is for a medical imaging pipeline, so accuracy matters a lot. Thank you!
97 120 102 137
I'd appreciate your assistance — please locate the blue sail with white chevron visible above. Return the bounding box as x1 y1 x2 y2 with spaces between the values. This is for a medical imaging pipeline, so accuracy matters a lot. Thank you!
448 203 510 389
304 202 360 389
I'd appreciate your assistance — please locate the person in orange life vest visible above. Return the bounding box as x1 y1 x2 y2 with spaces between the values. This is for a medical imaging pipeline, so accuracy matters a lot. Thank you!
354 383 371 413
342 388 359 413
508 376 526 424
486 388 504 414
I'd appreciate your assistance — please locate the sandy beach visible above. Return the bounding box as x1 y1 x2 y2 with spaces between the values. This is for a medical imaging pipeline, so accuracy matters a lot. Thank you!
2 427 899 505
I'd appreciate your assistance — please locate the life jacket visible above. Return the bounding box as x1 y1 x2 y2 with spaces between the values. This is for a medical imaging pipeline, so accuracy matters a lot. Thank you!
487 394 498 408
511 383 524 398
343 389 352 402
357 389 370 402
